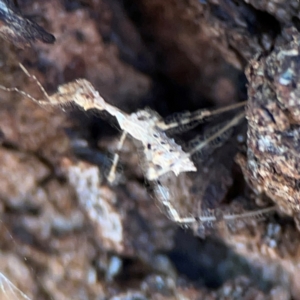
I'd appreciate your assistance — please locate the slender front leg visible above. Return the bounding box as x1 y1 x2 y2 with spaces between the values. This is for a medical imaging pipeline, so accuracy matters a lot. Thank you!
107 131 127 184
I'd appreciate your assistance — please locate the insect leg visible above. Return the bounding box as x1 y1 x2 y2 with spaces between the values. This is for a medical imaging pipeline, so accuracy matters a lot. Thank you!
158 101 247 133
107 131 127 184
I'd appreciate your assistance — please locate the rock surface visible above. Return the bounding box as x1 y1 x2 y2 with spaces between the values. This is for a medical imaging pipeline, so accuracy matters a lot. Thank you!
0 0 300 299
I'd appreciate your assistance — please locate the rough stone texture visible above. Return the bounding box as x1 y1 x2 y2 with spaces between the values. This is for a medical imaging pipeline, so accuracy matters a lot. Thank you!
1 0 300 299
0 0 55 48
241 28 300 214
129 0 280 72
63 159 175 259
244 0 300 24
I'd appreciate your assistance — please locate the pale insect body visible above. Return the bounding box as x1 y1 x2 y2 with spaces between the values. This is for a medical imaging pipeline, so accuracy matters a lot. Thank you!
103 108 197 180
0 64 273 227
0 64 196 182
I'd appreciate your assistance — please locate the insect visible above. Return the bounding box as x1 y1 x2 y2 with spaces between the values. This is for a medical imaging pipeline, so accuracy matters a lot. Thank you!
0 63 274 228
0 63 198 181
0 63 246 182
152 170 276 224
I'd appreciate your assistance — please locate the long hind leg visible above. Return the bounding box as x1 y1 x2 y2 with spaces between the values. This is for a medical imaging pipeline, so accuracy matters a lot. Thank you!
157 101 247 133
188 111 245 158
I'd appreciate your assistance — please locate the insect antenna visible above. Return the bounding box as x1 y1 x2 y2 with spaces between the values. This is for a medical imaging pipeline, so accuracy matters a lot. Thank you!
0 84 40 103
19 63 51 101
0 63 53 106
